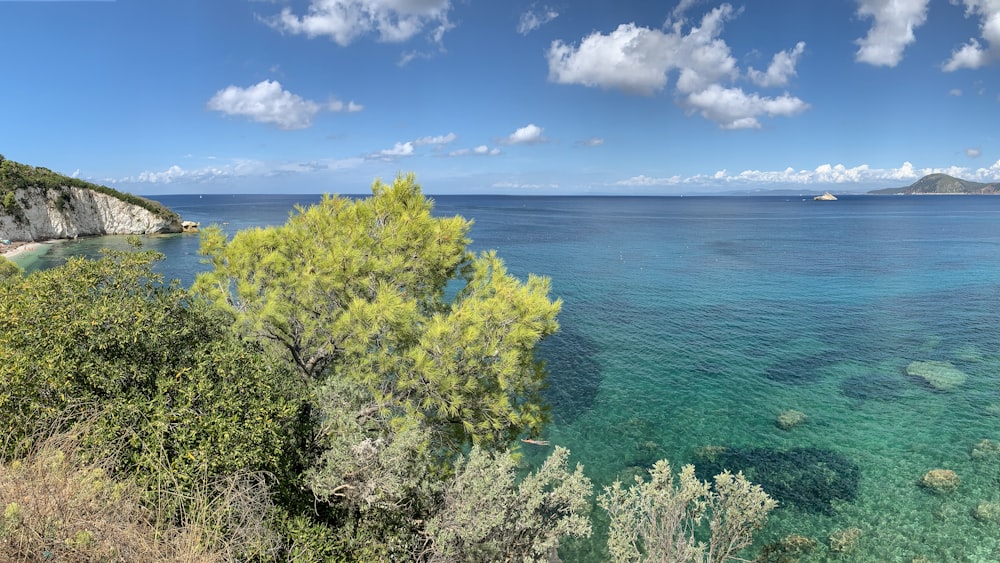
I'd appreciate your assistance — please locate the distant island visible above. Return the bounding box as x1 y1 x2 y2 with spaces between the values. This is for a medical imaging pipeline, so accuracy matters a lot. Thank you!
868 173 1000 195
0 155 182 243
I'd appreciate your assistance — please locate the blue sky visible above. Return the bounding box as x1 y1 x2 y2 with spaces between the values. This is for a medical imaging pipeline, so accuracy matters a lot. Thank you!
2 0 999 195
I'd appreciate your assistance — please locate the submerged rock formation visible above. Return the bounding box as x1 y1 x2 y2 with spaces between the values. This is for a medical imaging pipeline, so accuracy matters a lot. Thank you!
694 446 860 515
920 468 960 493
0 186 180 241
906 360 967 391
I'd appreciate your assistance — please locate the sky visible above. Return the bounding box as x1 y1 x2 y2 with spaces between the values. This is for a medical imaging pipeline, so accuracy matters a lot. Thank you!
2 0 1000 195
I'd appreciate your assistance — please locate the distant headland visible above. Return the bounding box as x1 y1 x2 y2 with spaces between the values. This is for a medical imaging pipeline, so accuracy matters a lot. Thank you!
0 155 182 244
868 173 1000 195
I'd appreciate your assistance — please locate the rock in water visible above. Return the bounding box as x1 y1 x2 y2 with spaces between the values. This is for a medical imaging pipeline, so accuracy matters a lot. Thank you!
920 469 960 493
906 360 967 391
695 446 860 515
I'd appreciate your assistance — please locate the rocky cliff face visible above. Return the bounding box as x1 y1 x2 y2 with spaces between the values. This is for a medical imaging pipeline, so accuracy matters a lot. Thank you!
0 186 181 241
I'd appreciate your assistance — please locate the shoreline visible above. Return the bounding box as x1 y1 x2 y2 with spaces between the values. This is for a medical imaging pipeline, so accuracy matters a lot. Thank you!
0 241 42 259
1 240 59 267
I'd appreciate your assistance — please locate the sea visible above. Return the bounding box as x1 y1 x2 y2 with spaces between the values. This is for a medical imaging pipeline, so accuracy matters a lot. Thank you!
12 193 1000 562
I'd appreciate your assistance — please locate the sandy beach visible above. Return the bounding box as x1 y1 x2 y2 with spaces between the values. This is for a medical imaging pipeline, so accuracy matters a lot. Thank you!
0 241 40 258
0 241 42 260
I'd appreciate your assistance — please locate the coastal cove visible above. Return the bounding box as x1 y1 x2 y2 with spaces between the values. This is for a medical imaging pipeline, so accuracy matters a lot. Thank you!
15 193 1000 561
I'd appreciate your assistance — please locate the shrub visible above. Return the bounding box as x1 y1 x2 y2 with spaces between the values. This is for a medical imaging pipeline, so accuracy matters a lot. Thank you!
599 459 776 563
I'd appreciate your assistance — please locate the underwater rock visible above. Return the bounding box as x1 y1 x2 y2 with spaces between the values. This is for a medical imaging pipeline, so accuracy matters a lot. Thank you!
763 350 840 385
972 502 1000 523
693 445 727 463
755 534 818 562
971 439 1000 461
920 469 960 493
839 373 904 401
953 345 984 363
776 409 807 430
694 446 860 515
828 527 862 553
906 360 967 391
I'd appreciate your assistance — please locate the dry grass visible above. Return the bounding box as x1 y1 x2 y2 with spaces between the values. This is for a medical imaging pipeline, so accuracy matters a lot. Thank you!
1 427 281 562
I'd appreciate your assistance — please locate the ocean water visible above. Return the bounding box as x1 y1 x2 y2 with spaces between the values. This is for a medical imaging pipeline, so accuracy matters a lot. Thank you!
16 194 1000 561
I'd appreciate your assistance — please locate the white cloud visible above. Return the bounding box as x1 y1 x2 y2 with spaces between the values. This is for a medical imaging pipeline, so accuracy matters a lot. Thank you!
328 98 364 112
615 159 1000 189
371 141 416 160
748 42 806 87
949 88 963 96
615 174 684 187
517 6 559 35
207 80 320 130
503 123 546 144
684 85 809 129
122 157 364 185
854 0 930 67
449 145 501 156
265 0 453 47
547 23 678 95
943 0 1000 71
415 133 458 145
578 137 605 147
967 147 983 158
492 181 560 190
546 4 809 129
670 0 700 22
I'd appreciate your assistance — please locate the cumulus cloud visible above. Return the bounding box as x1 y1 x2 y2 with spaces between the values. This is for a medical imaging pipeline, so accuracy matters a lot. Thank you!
615 159 1000 188
207 80 321 129
517 6 559 35
748 41 806 87
264 0 454 46
683 85 809 129
546 4 809 129
503 123 546 144
367 133 459 160
370 141 416 160
854 0 929 67
547 23 680 95
943 0 1000 71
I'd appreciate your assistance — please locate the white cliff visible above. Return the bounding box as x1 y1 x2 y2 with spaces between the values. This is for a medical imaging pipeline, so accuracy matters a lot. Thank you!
0 186 181 241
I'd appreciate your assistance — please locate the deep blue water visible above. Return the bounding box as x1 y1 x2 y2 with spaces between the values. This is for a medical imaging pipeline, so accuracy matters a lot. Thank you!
15 194 1000 561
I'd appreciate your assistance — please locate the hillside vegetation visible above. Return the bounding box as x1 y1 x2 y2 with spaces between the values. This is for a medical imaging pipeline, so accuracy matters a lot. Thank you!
0 175 779 562
869 173 1000 195
0 154 178 223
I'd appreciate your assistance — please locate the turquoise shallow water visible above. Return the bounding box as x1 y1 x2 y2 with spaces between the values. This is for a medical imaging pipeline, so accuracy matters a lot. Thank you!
17 194 1000 561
